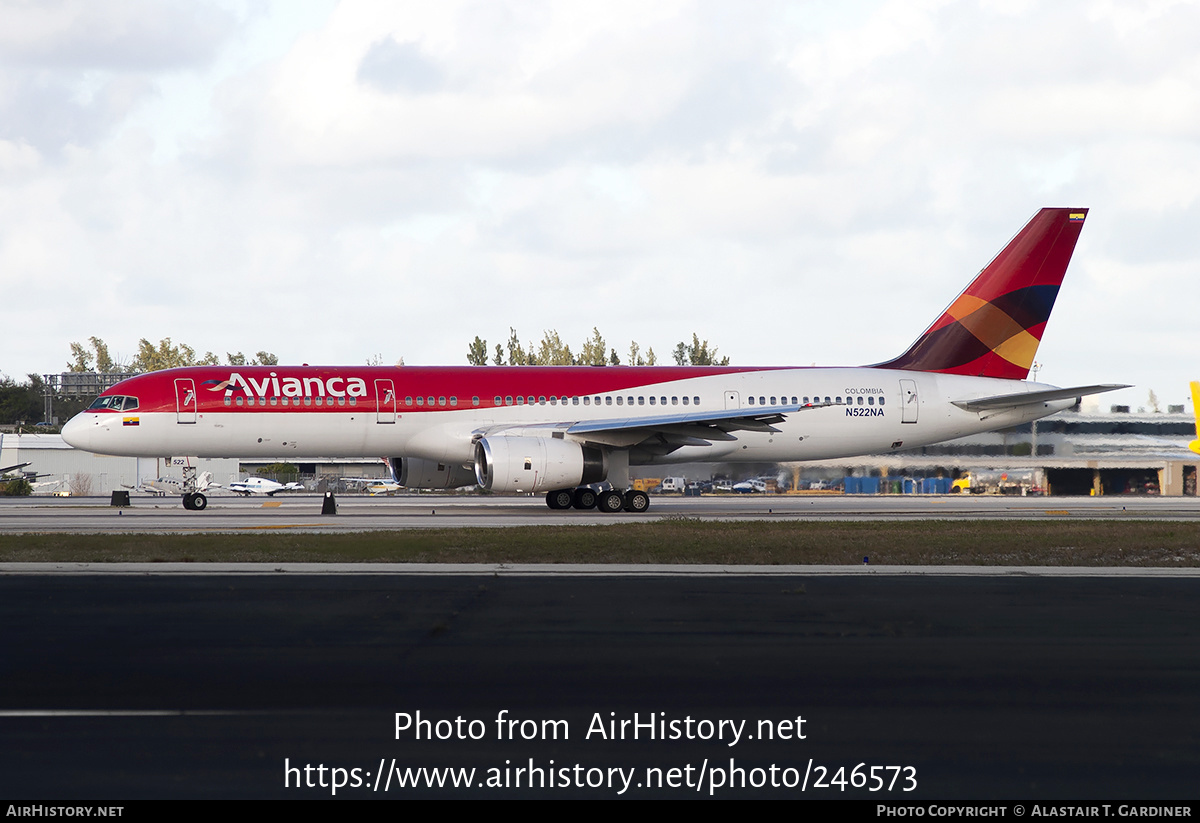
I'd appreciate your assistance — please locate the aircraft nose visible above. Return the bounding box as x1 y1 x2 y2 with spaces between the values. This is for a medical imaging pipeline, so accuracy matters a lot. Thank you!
61 414 92 451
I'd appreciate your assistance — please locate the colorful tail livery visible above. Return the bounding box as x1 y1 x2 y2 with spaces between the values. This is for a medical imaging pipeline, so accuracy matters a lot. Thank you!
63 208 1126 513
877 208 1087 379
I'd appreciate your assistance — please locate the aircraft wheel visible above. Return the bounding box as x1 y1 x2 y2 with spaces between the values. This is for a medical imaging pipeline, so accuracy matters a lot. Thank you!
191 493 208 511
572 488 597 510
546 489 573 510
597 490 625 513
623 489 650 513
182 493 194 510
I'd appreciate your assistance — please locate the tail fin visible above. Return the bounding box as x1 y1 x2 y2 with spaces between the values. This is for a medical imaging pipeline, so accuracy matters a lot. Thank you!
875 208 1088 379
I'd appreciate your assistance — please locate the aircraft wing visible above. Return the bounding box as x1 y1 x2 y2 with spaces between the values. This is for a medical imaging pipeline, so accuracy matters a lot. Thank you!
481 403 828 449
951 384 1129 412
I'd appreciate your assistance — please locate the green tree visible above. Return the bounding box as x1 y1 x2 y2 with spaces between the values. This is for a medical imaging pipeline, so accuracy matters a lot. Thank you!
577 328 607 366
533 330 574 365
467 336 489 366
67 337 123 372
129 338 219 372
672 333 729 366
506 328 532 366
0 374 44 424
1 478 33 497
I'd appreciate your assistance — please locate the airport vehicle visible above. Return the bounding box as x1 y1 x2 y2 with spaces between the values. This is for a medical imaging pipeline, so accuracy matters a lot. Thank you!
62 208 1126 513
226 476 305 498
1190 381 1200 456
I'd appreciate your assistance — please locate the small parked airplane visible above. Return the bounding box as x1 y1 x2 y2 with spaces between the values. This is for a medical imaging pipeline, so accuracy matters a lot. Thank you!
63 208 1127 512
226 477 306 497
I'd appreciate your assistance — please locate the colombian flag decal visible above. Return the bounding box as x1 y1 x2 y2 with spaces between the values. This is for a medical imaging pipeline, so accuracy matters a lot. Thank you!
1069 213 1085 222
122 417 139 427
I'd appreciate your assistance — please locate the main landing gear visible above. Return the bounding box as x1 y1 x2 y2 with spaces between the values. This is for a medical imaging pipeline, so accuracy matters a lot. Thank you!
180 465 207 511
182 492 208 511
545 488 650 513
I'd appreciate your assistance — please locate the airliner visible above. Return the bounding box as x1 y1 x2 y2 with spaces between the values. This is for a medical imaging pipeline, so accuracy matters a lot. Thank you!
62 208 1126 512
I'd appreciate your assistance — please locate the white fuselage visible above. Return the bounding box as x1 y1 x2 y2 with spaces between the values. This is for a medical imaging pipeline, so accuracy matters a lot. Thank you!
63 368 1073 467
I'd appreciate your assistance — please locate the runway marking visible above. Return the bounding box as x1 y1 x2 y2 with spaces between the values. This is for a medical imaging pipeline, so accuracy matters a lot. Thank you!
0 709 252 717
242 524 322 530
1044 510 1071 515
260 501 282 508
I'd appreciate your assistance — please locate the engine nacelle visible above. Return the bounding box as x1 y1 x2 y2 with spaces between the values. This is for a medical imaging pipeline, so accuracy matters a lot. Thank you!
474 436 606 493
394 457 477 490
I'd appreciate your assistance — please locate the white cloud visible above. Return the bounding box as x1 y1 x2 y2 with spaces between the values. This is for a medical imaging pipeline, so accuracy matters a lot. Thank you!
0 0 1195 408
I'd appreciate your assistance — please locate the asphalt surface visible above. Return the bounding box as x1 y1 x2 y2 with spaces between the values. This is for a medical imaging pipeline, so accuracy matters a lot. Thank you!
3 492 1200 532
1 569 1198 799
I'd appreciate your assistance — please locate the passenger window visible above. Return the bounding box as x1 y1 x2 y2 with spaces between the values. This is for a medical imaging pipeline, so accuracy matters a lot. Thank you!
770 397 776 405
505 396 514 405
649 396 656 405
550 396 557 405
516 396 525 405
606 397 612 405
879 397 886 406
223 397 231 406
748 396 755 405
438 397 446 406
538 396 546 404
616 397 623 405
638 397 644 405
583 396 590 405
857 396 863 405
416 397 424 406
573 397 580 405
682 396 689 405
494 396 502 406
304 397 312 407
472 396 480 406
694 397 699 405
235 397 244 406
868 396 874 405
450 397 458 406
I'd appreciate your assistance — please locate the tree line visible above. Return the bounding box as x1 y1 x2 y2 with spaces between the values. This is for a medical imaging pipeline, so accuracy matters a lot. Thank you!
466 329 729 367
67 337 278 374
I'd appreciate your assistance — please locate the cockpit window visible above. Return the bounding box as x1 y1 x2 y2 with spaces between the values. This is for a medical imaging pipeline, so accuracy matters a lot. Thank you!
87 395 138 411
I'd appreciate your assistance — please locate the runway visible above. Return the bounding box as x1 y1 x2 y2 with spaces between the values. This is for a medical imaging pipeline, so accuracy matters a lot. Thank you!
3 492 1200 533
2 571 1198 799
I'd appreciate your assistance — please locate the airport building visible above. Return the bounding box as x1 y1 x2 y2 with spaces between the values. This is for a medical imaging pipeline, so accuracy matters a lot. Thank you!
799 406 1199 496
1 433 238 497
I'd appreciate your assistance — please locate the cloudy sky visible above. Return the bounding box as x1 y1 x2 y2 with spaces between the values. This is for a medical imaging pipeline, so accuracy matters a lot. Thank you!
1 0 1195 410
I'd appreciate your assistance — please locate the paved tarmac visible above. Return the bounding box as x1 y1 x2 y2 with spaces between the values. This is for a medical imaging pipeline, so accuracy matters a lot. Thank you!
1 568 1198 799
3 492 1200 532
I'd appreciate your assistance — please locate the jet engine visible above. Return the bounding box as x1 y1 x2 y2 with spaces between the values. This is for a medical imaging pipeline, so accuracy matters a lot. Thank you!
393 457 477 490
473 436 606 493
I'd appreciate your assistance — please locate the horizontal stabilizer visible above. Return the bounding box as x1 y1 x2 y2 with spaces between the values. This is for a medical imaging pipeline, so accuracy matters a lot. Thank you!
952 384 1130 412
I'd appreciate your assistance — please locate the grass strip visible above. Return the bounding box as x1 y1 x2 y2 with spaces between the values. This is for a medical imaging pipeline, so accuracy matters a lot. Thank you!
2 519 1200 565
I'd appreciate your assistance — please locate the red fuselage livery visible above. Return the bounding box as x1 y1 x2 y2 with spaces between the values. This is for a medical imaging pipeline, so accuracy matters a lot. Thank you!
63 209 1125 512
